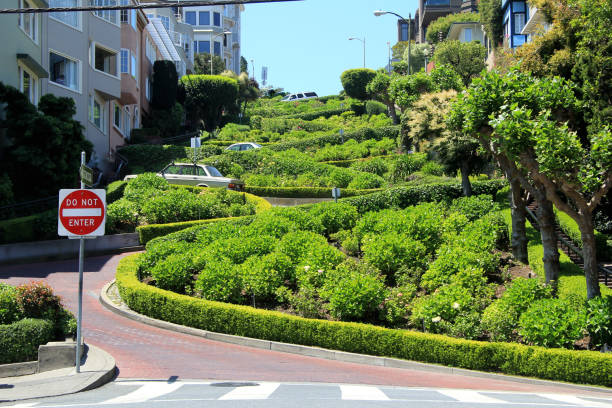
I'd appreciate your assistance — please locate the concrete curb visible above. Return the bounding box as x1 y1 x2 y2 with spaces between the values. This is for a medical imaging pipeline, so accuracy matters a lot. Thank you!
100 280 611 394
0 344 117 402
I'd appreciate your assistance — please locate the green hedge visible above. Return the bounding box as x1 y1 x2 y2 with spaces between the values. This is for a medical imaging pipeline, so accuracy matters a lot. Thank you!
245 186 382 198
0 318 54 364
0 209 57 245
136 191 270 244
268 126 400 152
281 107 350 121
202 140 274 147
116 255 612 386
343 180 507 213
106 180 128 204
118 144 223 173
320 155 396 167
554 208 612 261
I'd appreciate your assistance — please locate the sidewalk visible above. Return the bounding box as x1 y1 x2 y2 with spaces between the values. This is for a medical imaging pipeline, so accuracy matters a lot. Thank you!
0 344 116 403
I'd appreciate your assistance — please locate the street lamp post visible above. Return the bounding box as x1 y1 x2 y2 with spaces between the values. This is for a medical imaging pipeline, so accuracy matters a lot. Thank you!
374 10 412 74
210 30 232 74
348 37 365 68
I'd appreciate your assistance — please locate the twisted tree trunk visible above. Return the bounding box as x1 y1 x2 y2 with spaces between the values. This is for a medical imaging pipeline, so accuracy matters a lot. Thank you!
536 197 560 288
460 161 473 197
577 212 601 299
509 179 528 264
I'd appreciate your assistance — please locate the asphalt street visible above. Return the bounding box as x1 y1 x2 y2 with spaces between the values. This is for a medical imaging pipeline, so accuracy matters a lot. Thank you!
3 381 612 408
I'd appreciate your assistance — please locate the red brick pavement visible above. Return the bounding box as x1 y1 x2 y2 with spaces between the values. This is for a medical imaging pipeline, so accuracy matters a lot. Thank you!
1 253 609 396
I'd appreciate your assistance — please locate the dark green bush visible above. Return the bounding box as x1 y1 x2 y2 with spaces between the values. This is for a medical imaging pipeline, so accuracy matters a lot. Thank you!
106 198 139 233
321 261 386 321
150 251 202 293
123 173 169 202
420 161 445 176
349 157 388 177
241 252 293 301
585 296 612 349
244 186 381 198
0 318 55 364
449 194 500 222
152 60 178 110
106 180 128 204
347 173 385 189
282 107 350 121
365 100 388 115
519 298 586 349
308 202 359 235
0 283 22 325
269 126 400 152
195 258 243 303
340 69 377 101
362 233 428 277
343 179 506 213
16 281 62 321
119 144 222 174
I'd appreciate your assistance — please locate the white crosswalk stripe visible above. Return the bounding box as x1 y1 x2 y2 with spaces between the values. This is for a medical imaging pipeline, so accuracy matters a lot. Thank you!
340 385 390 400
438 389 509 404
101 382 183 404
538 394 612 408
218 382 280 400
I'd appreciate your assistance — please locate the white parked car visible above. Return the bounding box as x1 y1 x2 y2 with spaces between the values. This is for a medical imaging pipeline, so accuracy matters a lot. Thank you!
124 163 244 190
225 142 262 151
281 92 318 102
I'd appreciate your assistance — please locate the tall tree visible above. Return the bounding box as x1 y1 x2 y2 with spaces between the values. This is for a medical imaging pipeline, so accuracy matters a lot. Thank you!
479 0 503 47
449 69 612 299
180 75 239 132
152 60 178 110
194 53 225 75
366 72 399 124
240 56 249 75
432 40 487 86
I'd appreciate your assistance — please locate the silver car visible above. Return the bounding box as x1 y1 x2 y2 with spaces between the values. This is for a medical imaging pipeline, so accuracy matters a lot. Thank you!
124 163 245 190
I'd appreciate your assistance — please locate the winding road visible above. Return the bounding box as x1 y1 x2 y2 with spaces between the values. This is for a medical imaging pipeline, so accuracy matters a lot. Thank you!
0 252 609 398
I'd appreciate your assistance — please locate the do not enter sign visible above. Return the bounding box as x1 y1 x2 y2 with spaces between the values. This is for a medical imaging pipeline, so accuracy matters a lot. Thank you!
58 189 106 236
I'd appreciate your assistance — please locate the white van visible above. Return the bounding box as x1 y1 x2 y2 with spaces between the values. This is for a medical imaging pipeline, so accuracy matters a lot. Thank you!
281 91 318 102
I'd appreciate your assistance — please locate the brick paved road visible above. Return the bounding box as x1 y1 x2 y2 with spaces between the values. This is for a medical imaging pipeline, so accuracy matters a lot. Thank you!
1 253 608 397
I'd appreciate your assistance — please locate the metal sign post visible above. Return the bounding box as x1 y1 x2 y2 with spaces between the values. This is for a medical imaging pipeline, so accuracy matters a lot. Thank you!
57 152 106 373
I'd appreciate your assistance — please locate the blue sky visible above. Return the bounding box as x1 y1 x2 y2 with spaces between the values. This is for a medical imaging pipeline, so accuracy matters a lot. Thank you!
242 0 419 97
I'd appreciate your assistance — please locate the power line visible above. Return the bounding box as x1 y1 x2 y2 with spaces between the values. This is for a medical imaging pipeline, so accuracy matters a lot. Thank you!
0 0 302 14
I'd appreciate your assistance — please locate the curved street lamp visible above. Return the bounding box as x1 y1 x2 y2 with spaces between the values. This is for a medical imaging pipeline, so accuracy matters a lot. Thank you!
348 37 365 68
210 30 232 74
374 10 412 74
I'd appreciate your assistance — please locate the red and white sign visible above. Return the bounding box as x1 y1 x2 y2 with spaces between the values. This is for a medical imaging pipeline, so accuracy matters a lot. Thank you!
58 189 106 237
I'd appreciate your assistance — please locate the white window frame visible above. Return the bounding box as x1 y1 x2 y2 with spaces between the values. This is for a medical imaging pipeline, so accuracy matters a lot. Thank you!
91 0 119 26
18 63 38 105
120 49 129 74
130 50 138 80
113 102 122 131
18 0 38 43
49 49 82 93
464 27 472 42
89 94 107 133
91 41 120 79
145 77 151 101
49 0 82 30
123 106 131 137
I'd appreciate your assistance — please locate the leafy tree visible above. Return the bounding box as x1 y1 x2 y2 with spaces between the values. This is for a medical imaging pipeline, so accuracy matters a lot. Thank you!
240 56 249 75
432 40 487 86
392 41 409 60
392 60 409 75
365 72 399 124
479 0 503 46
401 90 456 152
389 71 435 111
152 60 178 110
426 12 480 44
402 42 431 74
222 71 260 117
449 69 612 299
340 68 376 101
194 52 225 75
430 64 464 92
0 84 92 201
180 75 239 132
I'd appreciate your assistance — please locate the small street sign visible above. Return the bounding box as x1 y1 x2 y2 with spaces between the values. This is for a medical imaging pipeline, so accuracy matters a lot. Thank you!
79 164 94 186
191 137 201 149
58 189 106 237
332 187 341 201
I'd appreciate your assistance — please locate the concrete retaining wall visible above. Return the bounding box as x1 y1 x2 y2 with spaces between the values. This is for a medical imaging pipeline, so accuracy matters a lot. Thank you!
0 233 140 265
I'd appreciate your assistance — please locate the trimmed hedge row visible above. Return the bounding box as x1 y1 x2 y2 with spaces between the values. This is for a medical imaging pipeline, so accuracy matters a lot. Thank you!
107 180 128 204
244 186 382 198
268 126 400 152
116 255 612 386
281 107 350 121
136 191 270 244
343 180 507 213
320 154 396 167
118 144 223 173
202 140 274 147
0 318 55 364
0 209 57 245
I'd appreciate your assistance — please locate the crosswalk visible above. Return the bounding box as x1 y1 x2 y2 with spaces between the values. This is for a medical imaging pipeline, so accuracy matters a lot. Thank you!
7 382 612 407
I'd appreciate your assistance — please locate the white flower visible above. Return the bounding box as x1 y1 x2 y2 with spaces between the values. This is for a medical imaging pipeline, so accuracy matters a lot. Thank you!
304 265 310 271
431 316 442 323
452 302 460 310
